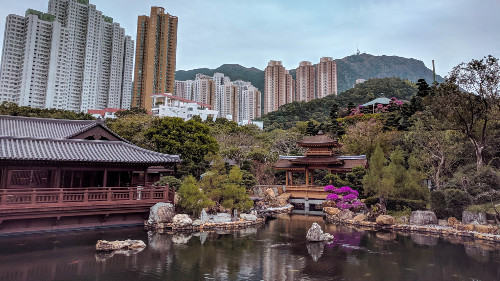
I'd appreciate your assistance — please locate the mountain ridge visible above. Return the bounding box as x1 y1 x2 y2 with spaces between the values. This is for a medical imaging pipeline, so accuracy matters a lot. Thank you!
175 53 445 94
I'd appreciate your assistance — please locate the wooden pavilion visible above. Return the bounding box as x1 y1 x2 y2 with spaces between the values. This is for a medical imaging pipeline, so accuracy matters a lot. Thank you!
274 131 367 200
0 115 181 234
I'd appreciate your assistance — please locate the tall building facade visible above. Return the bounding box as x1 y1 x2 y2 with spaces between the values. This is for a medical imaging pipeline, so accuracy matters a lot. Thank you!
296 61 315 102
192 74 214 106
264 60 294 114
0 0 134 111
316 57 338 98
234 80 261 121
175 74 261 122
132 7 178 111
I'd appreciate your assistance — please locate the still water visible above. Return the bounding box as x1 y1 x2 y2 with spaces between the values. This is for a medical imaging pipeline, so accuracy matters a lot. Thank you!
0 215 499 281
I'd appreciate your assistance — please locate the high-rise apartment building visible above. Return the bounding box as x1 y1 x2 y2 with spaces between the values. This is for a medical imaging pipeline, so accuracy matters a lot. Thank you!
316 57 338 98
296 61 316 102
264 60 294 114
0 0 134 111
192 74 214 106
132 7 178 111
174 80 194 100
234 80 261 121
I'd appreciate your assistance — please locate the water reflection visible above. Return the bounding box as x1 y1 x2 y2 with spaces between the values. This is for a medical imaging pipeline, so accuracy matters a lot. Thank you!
0 215 499 280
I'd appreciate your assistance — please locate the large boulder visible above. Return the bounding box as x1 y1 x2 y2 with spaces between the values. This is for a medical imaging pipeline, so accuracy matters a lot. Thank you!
172 214 193 228
276 193 291 207
337 210 354 221
146 202 175 226
211 213 232 223
96 240 146 251
409 211 438 226
323 207 341 216
448 217 460 227
462 211 488 225
240 213 258 221
376 215 395 225
306 223 334 242
353 214 367 222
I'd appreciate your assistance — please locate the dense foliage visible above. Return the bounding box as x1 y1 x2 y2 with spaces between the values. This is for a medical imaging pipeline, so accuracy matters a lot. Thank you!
0 102 95 120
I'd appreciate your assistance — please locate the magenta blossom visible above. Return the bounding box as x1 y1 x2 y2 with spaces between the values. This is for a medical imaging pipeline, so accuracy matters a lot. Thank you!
326 193 339 201
324 185 336 192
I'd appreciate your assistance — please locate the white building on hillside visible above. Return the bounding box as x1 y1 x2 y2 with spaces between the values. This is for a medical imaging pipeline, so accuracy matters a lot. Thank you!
151 93 218 121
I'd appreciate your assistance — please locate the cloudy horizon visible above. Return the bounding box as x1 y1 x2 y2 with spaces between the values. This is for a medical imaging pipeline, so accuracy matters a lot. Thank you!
1 0 499 77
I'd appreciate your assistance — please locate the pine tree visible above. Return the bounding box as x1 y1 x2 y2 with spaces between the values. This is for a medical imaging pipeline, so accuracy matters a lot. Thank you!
362 145 394 205
178 176 214 216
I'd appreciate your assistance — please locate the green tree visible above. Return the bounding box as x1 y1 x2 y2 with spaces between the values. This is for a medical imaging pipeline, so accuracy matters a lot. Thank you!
220 166 254 214
106 114 155 149
430 55 500 170
145 117 219 177
362 145 394 207
177 175 214 216
155 175 182 191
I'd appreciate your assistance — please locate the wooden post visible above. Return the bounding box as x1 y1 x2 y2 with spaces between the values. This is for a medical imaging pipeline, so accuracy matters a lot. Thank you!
305 169 309 187
285 171 289 186
84 188 89 202
31 189 37 205
103 168 107 188
144 169 148 186
311 170 314 186
290 172 293 185
59 188 63 203
1 167 8 189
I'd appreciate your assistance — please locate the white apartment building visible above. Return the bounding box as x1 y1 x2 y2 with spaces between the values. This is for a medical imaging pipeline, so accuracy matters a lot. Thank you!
151 93 218 121
174 73 261 123
174 80 194 100
234 80 261 121
0 0 134 111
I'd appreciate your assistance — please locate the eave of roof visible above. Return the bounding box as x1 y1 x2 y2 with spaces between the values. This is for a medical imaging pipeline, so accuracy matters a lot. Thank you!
0 136 181 164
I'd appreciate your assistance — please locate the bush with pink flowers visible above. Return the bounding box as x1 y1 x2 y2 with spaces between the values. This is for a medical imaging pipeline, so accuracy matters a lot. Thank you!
324 185 365 211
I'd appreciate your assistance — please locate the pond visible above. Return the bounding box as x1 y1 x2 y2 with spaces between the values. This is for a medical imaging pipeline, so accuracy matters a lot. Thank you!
0 215 499 280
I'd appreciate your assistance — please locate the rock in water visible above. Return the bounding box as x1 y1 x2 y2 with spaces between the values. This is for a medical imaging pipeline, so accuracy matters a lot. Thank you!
96 240 146 251
409 211 438 225
172 214 193 228
307 242 326 262
306 222 334 242
376 215 395 225
146 202 175 226
462 211 487 225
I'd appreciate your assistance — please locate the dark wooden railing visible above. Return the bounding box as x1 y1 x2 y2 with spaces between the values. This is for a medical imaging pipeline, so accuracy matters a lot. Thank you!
0 186 173 207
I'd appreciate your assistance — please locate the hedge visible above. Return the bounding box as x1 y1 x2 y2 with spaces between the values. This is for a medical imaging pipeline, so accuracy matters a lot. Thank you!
364 197 427 211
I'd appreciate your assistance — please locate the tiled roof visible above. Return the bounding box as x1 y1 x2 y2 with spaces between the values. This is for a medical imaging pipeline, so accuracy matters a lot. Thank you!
0 115 96 139
0 136 180 164
297 131 341 147
361 97 391 107
0 115 127 142
275 155 367 170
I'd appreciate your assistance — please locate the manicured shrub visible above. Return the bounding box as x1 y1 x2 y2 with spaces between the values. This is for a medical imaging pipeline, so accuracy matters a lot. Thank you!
364 197 426 211
430 190 448 218
444 189 471 220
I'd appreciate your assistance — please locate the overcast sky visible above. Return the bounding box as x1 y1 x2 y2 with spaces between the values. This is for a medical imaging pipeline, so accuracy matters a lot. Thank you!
1 0 499 76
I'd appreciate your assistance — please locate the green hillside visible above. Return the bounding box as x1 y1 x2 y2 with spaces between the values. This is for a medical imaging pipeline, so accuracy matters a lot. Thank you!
256 77 419 131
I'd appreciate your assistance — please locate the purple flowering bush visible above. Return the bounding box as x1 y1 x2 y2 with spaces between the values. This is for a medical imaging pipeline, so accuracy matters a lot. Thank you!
324 185 365 211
